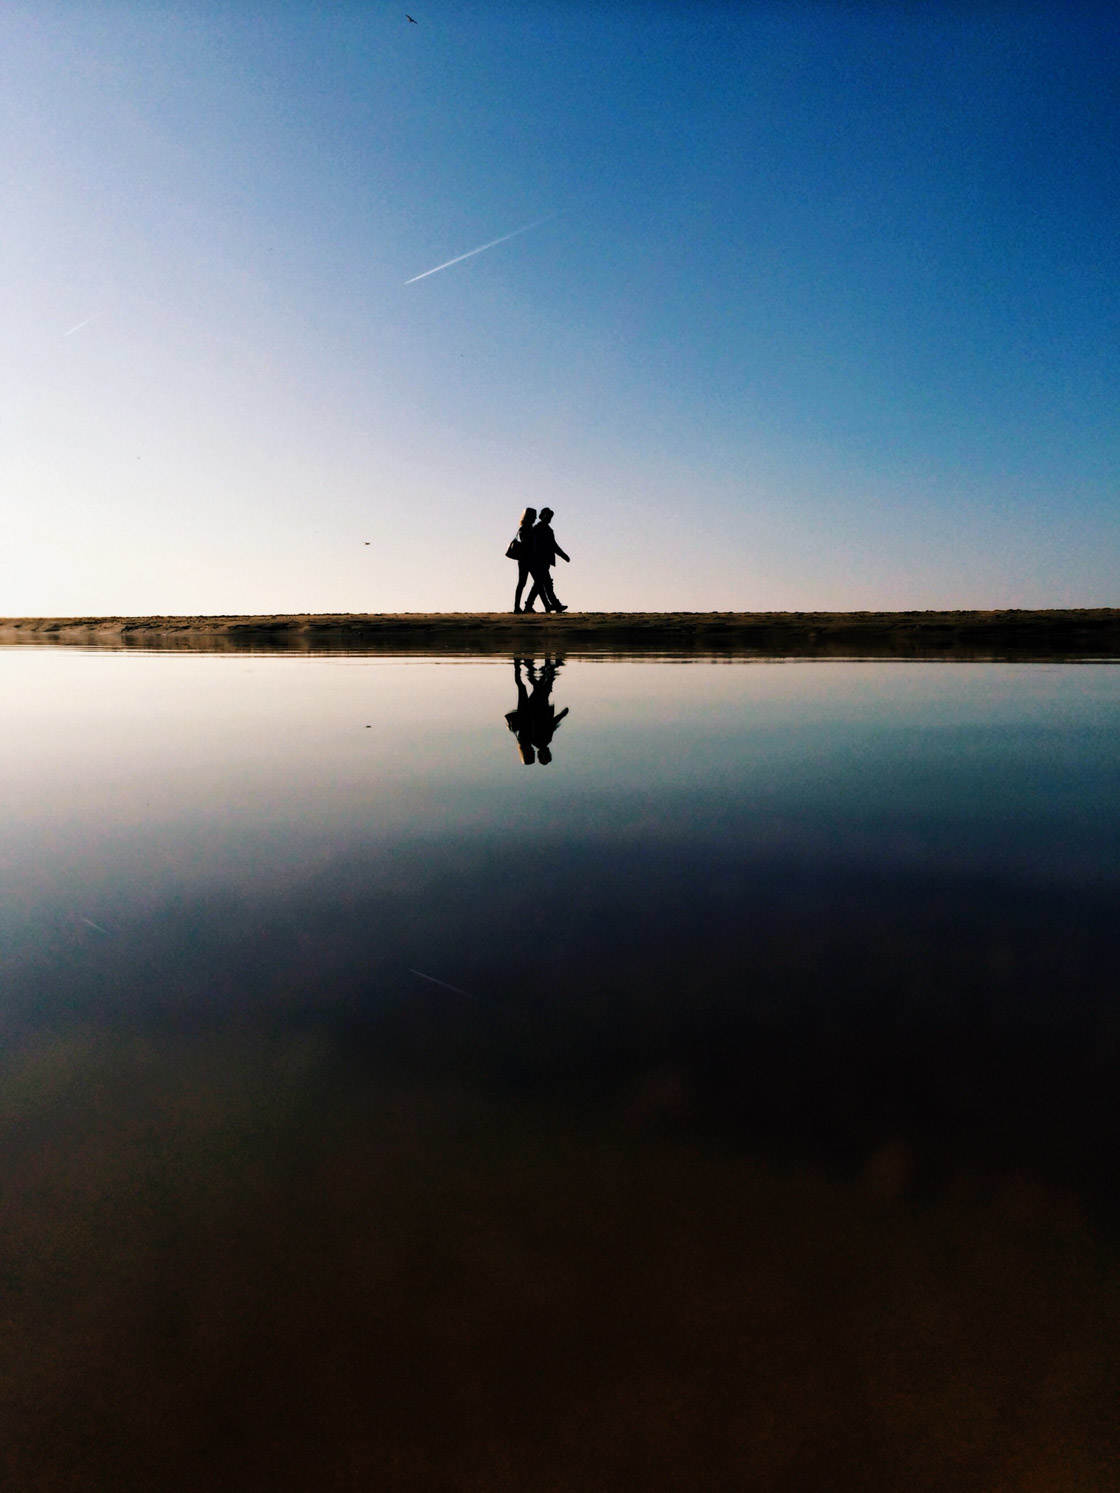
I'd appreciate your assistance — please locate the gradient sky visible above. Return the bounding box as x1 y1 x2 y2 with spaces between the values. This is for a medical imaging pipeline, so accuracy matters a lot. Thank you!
4 1 1118 614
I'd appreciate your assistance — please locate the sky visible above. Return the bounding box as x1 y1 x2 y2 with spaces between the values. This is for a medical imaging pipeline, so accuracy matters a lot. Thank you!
3 0 1118 615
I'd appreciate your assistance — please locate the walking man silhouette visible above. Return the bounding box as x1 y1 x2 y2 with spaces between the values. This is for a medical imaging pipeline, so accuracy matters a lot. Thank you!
525 507 570 613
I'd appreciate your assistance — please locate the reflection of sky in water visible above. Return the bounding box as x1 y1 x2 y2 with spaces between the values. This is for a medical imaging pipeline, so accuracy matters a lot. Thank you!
7 643 1120 1445
2 650 1118 1028
5 650 1119 873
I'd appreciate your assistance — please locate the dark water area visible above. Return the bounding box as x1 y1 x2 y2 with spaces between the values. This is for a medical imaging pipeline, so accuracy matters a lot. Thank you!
4 647 1120 1488
4 650 1118 1193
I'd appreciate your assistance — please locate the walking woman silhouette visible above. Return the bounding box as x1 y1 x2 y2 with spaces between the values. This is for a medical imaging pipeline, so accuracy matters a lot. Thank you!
512 507 537 613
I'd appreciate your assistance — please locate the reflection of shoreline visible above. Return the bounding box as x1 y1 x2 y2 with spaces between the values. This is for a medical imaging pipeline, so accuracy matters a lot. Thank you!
3 610 1119 660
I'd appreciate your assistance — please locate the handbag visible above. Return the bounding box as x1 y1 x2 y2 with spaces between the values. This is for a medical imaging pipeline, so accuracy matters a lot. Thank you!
505 536 521 560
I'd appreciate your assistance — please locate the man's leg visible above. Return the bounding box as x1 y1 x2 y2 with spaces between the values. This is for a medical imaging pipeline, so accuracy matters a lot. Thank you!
526 569 551 611
544 569 566 612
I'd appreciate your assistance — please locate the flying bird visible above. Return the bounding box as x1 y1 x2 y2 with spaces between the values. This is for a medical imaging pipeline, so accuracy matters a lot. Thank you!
406 13 417 21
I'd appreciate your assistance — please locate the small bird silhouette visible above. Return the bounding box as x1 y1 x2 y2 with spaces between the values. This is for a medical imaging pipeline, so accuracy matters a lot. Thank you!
406 13 417 21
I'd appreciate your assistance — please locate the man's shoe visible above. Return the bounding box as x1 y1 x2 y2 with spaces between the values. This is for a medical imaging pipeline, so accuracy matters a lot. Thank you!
553 603 568 612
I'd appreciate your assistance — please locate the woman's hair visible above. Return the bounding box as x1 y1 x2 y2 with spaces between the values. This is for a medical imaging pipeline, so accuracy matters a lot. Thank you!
519 507 537 528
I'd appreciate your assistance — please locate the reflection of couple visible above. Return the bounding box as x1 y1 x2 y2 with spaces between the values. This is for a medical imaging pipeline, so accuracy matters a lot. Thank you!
512 506 570 614
505 656 569 765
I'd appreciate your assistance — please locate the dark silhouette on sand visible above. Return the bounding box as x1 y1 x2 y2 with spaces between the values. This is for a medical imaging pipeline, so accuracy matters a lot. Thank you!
524 506 570 614
505 655 569 764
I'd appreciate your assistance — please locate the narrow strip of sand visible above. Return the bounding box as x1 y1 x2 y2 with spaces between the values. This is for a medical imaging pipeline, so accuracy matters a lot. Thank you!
2 610 1118 657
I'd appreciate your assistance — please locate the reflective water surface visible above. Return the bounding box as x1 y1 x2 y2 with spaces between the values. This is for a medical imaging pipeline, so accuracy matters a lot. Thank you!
4 647 1120 1488
5 648 1118 1171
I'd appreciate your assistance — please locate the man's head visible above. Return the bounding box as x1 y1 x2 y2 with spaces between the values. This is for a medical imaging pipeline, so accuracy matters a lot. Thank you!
539 507 554 523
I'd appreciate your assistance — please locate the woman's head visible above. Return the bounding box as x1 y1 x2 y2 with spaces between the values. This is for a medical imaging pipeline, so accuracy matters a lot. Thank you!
519 507 537 528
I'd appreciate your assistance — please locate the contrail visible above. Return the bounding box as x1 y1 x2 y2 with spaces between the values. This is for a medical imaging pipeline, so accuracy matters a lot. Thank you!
63 314 99 337
404 214 555 285
408 968 475 997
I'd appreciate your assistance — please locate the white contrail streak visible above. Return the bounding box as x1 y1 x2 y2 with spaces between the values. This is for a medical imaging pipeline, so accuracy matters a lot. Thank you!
63 314 99 337
404 214 555 285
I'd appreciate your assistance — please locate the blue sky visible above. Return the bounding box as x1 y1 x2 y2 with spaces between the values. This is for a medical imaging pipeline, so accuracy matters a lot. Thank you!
4 1 1118 613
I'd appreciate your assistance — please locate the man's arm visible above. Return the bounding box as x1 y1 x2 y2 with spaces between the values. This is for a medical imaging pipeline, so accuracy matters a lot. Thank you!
555 543 570 563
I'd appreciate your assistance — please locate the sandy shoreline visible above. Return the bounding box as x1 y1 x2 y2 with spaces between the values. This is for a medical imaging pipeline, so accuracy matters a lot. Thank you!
2 608 1119 657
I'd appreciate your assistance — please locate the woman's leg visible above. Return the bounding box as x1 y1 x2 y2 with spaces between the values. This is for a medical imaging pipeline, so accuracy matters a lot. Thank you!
514 561 531 612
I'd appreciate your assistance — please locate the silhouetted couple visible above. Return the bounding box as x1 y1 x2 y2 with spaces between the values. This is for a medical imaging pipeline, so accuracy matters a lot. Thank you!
505 655 568 765
512 507 570 614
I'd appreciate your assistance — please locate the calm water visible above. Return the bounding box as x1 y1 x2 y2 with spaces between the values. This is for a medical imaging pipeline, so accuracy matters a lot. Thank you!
6 645 1120 1487
3 647 1119 1189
